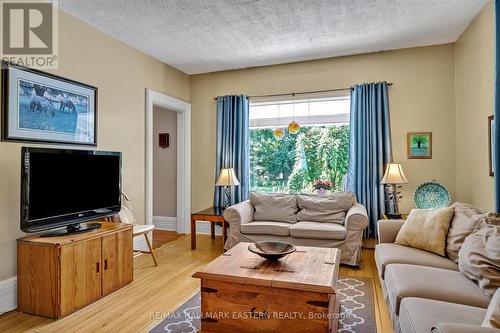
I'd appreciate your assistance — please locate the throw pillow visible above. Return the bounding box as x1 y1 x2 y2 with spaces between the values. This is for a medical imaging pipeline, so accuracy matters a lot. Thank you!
250 192 297 223
446 202 486 262
296 192 356 224
458 214 500 297
395 207 454 256
482 288 500 328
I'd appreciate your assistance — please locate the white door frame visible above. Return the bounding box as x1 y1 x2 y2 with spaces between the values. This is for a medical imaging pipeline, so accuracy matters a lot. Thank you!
145 89 191 234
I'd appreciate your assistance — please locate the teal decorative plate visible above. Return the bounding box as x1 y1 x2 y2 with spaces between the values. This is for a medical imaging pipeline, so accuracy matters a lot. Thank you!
413 180 451 209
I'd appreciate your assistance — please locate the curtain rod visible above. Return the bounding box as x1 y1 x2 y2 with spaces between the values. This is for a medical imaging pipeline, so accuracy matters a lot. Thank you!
212 82 393 100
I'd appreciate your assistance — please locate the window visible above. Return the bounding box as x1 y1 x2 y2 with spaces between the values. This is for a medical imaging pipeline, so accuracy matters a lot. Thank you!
249 95 350 194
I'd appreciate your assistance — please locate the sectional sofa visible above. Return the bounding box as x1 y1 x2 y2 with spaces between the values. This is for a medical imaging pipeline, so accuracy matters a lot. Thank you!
223 192 369 265
375 203 499 333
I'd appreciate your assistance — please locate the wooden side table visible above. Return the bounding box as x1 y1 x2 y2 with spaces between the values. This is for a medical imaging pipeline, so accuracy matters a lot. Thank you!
382 213 408 220
191 207 228 250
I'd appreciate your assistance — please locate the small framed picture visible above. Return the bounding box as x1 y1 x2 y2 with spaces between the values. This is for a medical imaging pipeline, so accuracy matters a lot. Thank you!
488 115 495 177
407 132 432 159
1 62 97 146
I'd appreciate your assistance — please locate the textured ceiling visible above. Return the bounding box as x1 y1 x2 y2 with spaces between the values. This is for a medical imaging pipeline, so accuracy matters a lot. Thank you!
60 0 489 74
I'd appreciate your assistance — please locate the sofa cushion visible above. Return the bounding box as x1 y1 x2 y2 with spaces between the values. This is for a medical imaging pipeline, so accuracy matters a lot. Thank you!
482 288 500 328
384 264 491 315
240 221 290 236
375 243 458 279
395 207 454 256
447 202 486 262
289 221 346 240
296 192 355 224
458 214 500 297
399 297 486 333
250 192 297 223
431 323 500 333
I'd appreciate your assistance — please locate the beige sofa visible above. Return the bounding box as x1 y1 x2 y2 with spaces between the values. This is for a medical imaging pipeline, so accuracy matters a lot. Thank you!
223 192 369 266
375 216 498 333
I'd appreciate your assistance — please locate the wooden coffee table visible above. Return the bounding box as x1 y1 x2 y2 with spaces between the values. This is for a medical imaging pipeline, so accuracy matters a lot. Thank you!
192 242 341 333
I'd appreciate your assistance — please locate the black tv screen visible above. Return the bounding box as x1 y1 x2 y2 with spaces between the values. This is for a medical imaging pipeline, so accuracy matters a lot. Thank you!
21 147 121 233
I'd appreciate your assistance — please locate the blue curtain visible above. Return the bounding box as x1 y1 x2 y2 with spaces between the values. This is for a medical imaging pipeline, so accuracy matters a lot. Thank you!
495 1 500 212
347 82 392 238
214 95 250 207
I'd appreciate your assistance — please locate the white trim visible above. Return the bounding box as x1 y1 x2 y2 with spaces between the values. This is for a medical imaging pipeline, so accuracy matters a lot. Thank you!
153 216 177 231
0 277 17 314
146 89 191 234
195 220 222 235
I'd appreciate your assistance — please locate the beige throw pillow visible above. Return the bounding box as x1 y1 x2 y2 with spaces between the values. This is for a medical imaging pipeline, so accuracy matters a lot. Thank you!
296 192 356 224
395 207 454 256
458 214 500 297
482 288 500 328
446 202 486 262
250 192 297 223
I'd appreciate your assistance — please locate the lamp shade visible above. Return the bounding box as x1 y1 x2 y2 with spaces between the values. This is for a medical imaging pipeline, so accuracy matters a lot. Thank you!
381 163 408 184
215 168 240 187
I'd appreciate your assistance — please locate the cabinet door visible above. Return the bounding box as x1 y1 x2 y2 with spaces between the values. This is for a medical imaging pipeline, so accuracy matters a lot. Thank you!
60 238 102 316
102 229 133 296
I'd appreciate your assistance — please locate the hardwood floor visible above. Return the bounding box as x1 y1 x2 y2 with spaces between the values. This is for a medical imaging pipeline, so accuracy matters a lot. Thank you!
152 230 182 249
0 234 392 333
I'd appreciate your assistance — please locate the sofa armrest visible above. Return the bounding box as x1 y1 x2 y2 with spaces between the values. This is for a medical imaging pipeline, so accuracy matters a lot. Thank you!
345 204 369 231
431 323 499 333
223 200 254 232
377 219 405 244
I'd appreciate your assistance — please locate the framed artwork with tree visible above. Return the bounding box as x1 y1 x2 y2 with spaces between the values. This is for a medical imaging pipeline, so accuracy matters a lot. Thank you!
407 132 432 159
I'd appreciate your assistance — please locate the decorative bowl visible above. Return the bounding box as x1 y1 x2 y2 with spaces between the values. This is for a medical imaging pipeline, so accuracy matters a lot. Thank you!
413 180 451 209
248 241 296 261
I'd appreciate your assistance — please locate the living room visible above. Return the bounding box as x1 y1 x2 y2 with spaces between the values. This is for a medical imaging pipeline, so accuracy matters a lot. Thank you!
0 1 498 333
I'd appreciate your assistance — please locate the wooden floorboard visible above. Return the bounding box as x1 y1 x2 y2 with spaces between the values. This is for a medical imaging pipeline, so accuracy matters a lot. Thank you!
0 235 392 333
152 229 182 249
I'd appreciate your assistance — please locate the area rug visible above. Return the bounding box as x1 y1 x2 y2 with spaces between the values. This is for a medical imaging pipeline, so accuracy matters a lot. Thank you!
150 277 376 333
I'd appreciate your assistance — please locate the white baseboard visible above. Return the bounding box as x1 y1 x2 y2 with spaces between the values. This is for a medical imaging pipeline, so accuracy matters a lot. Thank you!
0 276 17 315
195 220 222 235
153 216 177 231
153 216 222 235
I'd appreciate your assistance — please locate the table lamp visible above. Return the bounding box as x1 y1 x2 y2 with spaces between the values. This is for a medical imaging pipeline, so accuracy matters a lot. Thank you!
381 163 409 219
215 168 240 209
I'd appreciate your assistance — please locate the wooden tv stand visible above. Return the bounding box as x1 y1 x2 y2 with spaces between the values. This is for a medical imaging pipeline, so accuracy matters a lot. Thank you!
17 221 133 318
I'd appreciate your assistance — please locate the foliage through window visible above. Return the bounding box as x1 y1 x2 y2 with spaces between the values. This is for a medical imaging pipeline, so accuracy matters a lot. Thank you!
250 96 350 193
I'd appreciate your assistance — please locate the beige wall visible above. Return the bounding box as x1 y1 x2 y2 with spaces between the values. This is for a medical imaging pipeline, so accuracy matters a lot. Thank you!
455 2 495 210
153 107 177 217
0 11 190 280
190 44 457 214
0 3 493 283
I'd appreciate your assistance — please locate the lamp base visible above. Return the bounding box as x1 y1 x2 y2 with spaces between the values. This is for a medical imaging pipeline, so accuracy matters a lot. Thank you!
384 184 403 218
222 186 231 209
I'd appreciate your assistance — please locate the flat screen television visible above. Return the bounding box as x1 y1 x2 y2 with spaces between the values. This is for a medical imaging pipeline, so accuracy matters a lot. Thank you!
21 147 122 235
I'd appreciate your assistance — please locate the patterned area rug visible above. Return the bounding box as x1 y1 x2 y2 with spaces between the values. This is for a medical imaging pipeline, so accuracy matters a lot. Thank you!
150 277 376 333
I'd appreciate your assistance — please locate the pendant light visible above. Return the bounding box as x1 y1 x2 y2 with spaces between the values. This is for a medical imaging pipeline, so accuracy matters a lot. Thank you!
288 94 301 134
273 103 284 140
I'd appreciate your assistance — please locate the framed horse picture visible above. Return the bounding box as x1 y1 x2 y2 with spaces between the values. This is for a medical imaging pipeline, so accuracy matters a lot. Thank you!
1 62 97 146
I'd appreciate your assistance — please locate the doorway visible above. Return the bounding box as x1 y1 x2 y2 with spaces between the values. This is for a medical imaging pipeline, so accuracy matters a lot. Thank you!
145 89 191 234
153 106 178 231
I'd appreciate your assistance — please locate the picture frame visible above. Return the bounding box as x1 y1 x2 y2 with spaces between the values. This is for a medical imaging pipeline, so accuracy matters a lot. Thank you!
1 62 97 146
407 132 432 159
488 115 495 177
